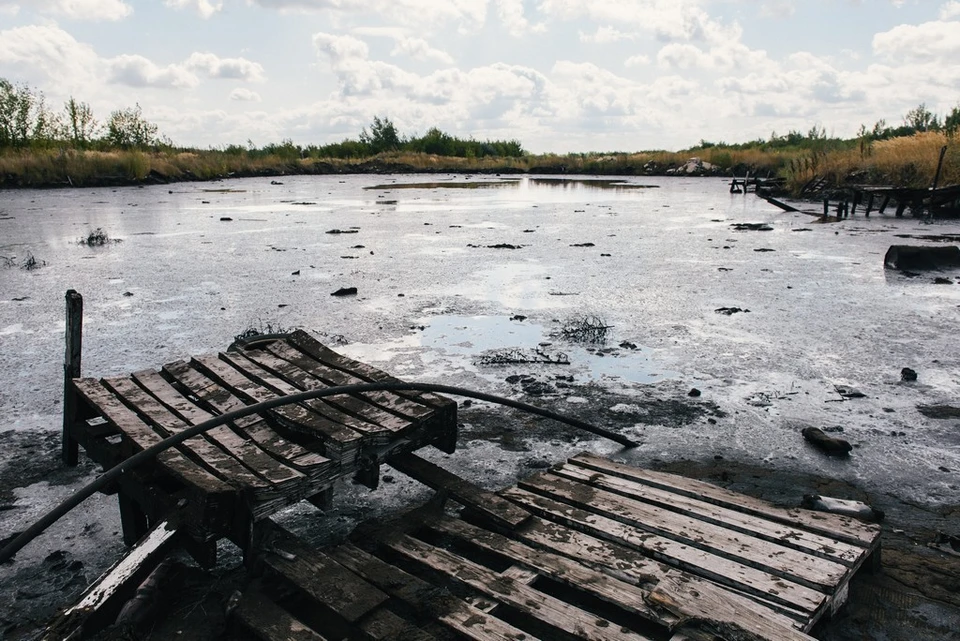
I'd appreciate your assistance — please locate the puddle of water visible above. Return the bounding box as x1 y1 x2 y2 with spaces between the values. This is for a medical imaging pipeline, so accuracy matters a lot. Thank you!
421 315 671 384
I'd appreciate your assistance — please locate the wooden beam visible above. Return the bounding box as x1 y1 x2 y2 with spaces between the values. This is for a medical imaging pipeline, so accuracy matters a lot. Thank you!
62 289 83 465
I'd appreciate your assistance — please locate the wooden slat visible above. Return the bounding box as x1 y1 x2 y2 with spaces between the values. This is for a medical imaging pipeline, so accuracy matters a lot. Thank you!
286 329 453 409
357 608 438 641
552 463 864 566
131 370 305 488
103 376 269 491
263 341 436 422
427 516 673 626
383 533 654 641
263 526 390 624
191 354 365 450
162 360 330 471
502 487 826 616
233 588 329 641
329 543 534 641
73 378 233 496
228 348 410 433
519 471 847 592
388 453 529 530
569 453 880 548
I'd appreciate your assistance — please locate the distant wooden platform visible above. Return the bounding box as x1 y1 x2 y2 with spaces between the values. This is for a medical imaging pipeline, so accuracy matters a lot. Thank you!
64 329 458 554
232 452 881 641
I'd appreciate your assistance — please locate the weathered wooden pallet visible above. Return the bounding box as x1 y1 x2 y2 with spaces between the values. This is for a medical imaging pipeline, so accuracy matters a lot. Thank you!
232 453 881 641
65 330 458 550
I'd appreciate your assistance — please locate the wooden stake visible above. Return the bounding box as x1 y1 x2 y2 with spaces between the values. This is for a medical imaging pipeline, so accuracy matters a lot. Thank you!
62 290 83 466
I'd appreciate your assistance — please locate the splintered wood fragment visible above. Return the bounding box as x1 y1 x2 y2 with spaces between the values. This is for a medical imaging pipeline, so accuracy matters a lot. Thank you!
501 486 826 617
552 463 863 566
383 533 654 641
388 453 529 529
568 453 880 549
161 360 330 472
48 520 179 640
329 543 532 641
650 573 817 641
261 523 389 623
72 378 233 495
232 588 329 641
520 471 847 592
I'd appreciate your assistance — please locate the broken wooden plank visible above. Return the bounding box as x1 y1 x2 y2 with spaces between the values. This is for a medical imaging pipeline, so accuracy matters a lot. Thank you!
45 519 179 640
388 452 529 530
552 463 864 566
520 471 848 592
568 453 880 548
501 487 826 618
383 533 655 641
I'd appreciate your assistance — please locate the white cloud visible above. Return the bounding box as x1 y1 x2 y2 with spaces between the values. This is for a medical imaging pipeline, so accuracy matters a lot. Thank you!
496 0 544 36
941 2 960 19
107 54 199 89
580 26 634 43
0 24 100 89
254 0 487 31
185 52 265 81
873 21 960 61
230 88 261 101
164 0 223 19
624 54 650 68
390 38 454 65
313 32 369 64
0 0 132 20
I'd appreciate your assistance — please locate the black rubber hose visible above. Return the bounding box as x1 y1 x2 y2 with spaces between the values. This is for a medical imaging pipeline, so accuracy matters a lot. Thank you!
0 381 637 563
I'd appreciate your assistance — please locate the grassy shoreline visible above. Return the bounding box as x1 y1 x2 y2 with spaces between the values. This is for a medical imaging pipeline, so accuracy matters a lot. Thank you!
1 132 957 194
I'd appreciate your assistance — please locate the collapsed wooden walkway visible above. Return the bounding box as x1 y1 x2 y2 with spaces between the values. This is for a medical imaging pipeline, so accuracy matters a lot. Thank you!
231 452 880 641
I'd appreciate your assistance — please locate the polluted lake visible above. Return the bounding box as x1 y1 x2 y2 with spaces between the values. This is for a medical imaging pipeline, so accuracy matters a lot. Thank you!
1 174 960 639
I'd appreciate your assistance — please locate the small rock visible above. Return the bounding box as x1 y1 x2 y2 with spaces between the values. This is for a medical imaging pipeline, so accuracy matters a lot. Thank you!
510 314 527 322
707 418 717 424
123 291 134 297
331 287 357 297
901 367 918 381
802 427 852 457
934 277 953 284
619 341 638 349
688 388 702 397
505 375 523 384
382 475 395 483
460 399 473 408
219 216 232 221
291 270 300 276
715 307 750 315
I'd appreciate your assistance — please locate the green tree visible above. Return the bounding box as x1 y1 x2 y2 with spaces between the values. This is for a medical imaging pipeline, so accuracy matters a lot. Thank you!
904 103 940 132
64 97 98 148
0 79 35 148
105 103 159 148
944 105 960 138
359 116 401 154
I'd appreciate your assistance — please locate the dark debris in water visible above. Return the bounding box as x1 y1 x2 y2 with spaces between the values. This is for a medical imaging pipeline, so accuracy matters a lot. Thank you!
477 348 570 366
715 307 750 315
556 315 613 344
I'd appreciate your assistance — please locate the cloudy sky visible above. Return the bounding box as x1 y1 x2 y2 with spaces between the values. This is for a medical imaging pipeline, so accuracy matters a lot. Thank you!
1 1 958 153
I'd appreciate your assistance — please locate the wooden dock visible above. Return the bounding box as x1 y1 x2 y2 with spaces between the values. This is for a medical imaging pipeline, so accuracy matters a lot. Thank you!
230 452 880 641
62 327 458 556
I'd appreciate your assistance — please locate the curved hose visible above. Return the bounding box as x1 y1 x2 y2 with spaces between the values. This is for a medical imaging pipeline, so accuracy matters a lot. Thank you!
0 381 637 563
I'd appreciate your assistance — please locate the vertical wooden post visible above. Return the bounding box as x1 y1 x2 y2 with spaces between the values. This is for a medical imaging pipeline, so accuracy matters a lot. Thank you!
932 145 948 191
63 290 83 466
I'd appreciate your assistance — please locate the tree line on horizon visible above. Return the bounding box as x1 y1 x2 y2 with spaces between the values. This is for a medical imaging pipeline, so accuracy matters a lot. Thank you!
1 75 958 160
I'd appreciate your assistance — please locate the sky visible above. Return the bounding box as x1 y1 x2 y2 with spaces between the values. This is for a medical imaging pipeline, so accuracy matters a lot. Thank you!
1 1 959 153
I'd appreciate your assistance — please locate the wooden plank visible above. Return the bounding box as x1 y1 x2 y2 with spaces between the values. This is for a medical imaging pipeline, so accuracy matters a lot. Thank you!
388 453 529 530
357 608 438 641
510 514 813 624
501 487 826 617
233 588 329 641
383 533 654 641
132 370 306 488
552 463 864 566
103 376 269 491
162 360 330 472
519 471 847 592
73 378 233 496
263 525 390 624
568 453 880 549
286 330 454 410
329 543 534 641
46 519 179 640
192 354 367 448
263 341 436 422
648 573 816 641
228 348 410 433
427 516 673 626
